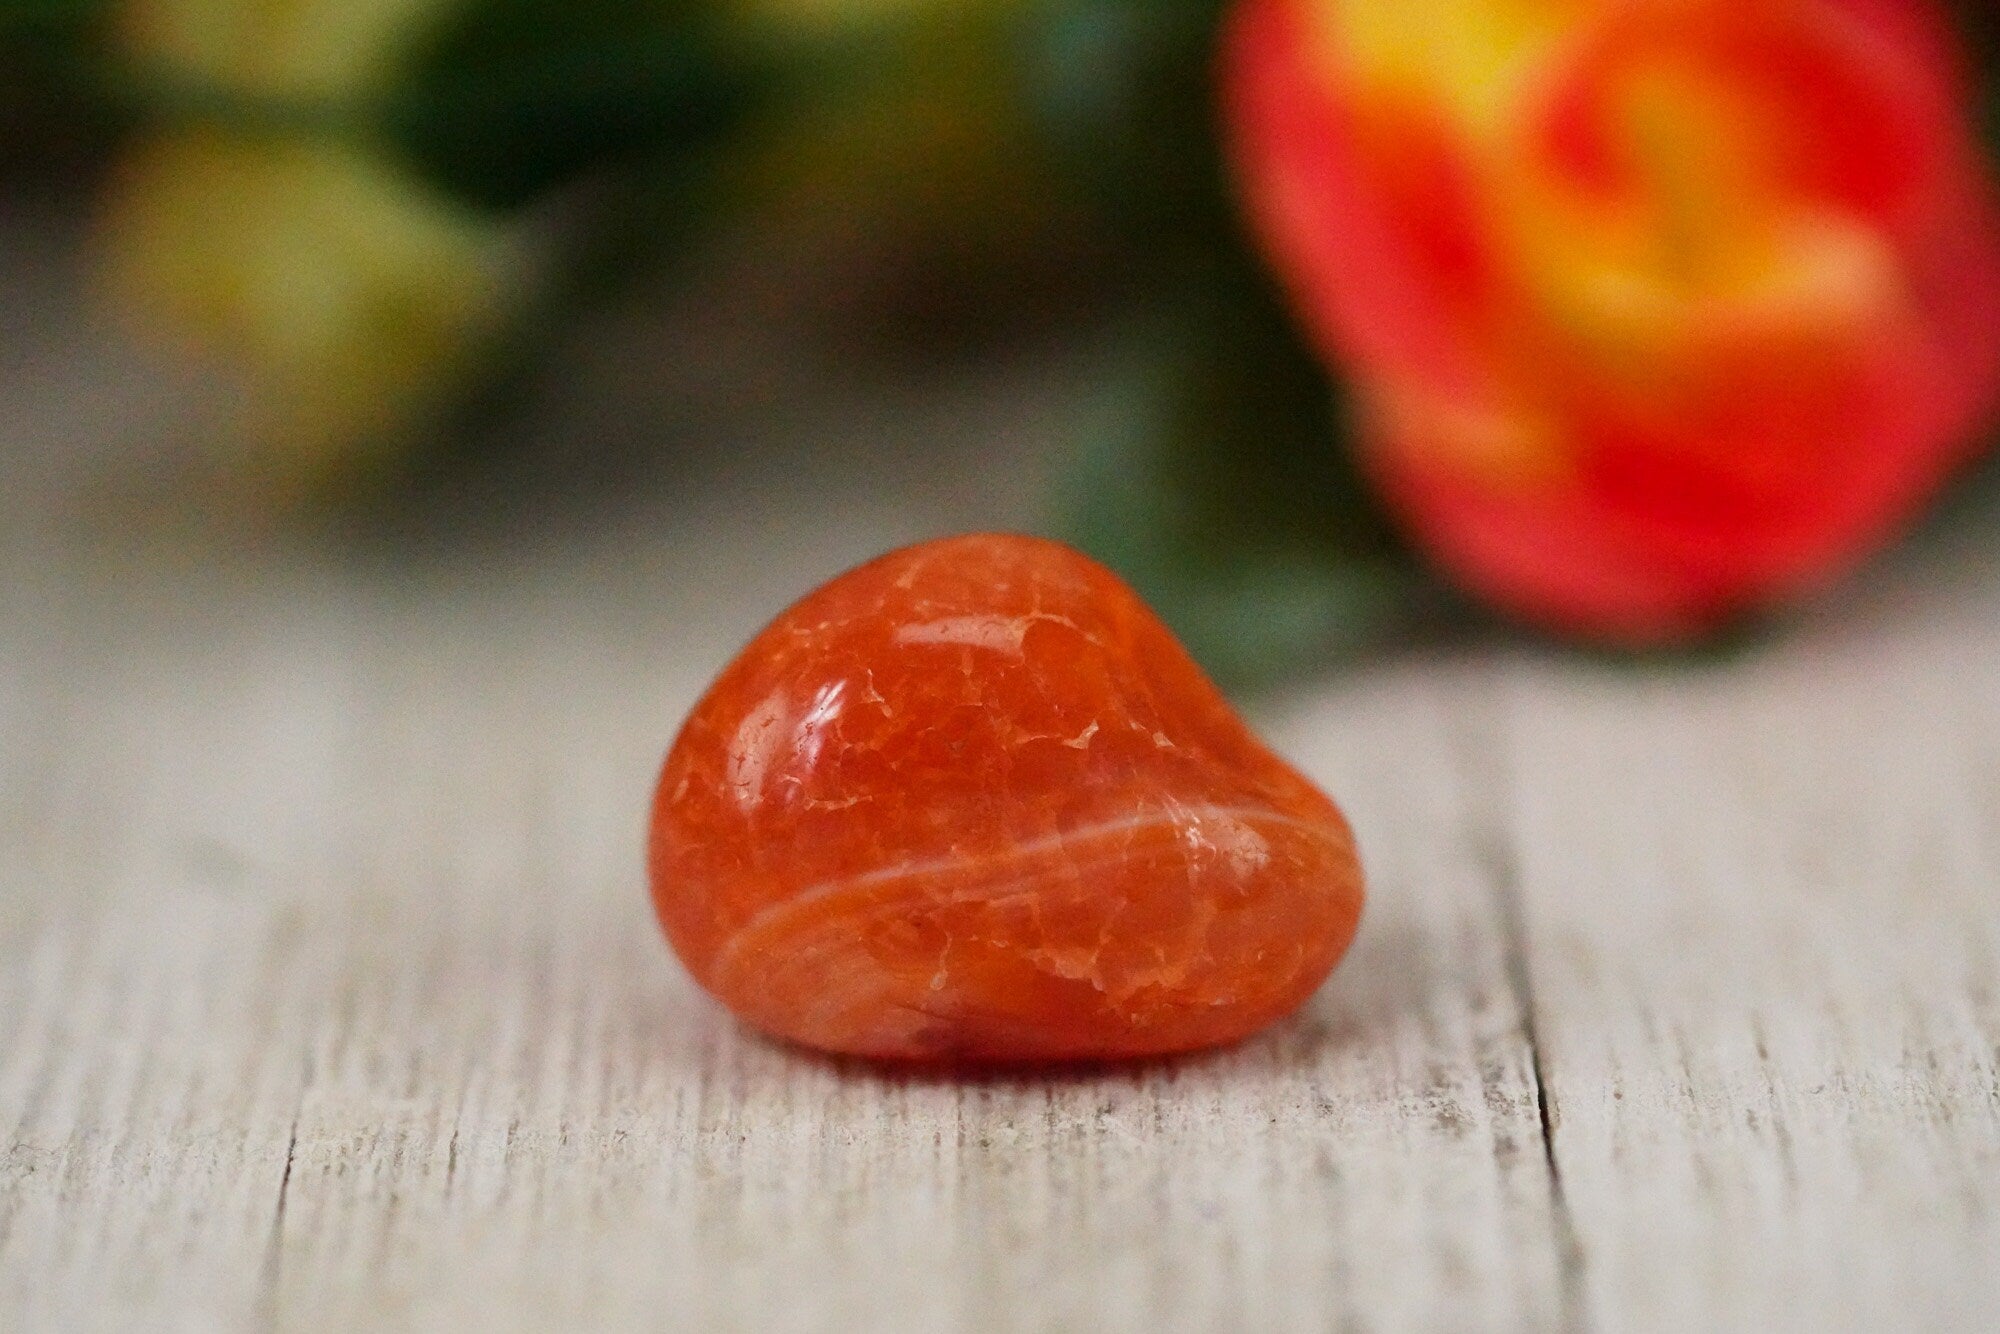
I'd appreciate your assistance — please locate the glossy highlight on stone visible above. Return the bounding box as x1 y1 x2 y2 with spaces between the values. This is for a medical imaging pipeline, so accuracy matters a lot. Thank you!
648 534 1365 1062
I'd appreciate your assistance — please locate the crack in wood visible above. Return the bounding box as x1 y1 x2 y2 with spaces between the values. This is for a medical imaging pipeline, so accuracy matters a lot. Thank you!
259 1108 303 1323
1481 825 1590 1334
1451 683 1591 1333
8 472 2000 1328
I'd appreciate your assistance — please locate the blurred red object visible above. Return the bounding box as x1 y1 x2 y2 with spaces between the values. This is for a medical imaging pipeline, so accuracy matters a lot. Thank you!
1225 0 2000 642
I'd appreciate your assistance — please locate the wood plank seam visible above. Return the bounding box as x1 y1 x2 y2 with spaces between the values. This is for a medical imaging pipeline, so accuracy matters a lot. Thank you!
258 1109 302 1328
1484 827 1589 1334
1451 693 1591 1333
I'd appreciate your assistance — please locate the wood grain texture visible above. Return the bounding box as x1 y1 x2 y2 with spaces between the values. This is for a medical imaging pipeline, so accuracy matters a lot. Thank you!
0 546 1566 1332
1498 554 2000 1333
4 208 2000 1330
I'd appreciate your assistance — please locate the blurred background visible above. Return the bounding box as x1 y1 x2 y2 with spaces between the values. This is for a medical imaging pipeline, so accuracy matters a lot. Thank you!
11 10 2000 1329
6 0 2000 684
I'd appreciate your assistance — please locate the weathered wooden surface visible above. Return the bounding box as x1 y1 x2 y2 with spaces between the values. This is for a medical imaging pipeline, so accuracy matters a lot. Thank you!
4 202 2000 1332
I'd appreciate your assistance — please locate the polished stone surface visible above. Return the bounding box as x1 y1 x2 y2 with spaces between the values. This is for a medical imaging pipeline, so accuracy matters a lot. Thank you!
648 534 1365 1061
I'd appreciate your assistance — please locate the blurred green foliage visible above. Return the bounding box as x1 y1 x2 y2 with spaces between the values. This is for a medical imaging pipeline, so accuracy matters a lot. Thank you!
387 1 762 210
1063 287 1429 686
2 0 1996 680
0 0 117 167
1022 0 1441 681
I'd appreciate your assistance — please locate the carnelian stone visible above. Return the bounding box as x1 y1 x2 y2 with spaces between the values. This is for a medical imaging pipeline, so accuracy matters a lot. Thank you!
647 534 1365 1062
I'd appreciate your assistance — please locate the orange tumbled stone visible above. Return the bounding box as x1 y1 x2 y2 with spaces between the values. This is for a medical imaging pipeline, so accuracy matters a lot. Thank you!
647 534 1365 1062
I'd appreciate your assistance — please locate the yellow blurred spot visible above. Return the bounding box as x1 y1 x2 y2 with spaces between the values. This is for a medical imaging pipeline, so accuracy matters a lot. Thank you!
1510 58 1899 392
1326 0 1589 133
119 0 462 99
1314 0 1907 479
100 132 518 485
1371 378 1570 488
